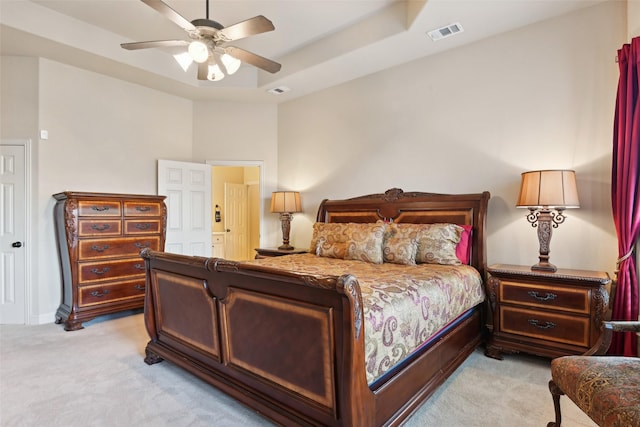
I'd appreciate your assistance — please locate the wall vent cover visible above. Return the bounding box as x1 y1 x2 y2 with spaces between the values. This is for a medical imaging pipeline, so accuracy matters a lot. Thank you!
267 86 291 95
427 22 464 41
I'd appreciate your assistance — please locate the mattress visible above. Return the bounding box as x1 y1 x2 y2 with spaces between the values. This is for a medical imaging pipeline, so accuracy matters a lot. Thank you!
249 253 485 384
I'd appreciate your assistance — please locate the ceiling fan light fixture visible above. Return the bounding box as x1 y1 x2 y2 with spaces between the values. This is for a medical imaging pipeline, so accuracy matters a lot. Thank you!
207 64 225 81
221 54 241 75
188 41 209 63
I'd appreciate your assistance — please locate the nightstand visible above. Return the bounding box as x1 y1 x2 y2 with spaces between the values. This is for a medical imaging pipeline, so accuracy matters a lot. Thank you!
254 247 308 259
485 264 610 360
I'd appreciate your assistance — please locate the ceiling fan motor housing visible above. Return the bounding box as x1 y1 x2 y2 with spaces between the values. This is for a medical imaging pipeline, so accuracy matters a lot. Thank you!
191 18 224 30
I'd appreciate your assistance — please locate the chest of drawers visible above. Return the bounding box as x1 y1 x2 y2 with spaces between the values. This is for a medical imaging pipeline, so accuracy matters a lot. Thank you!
485 264 610 359
53 191 166 331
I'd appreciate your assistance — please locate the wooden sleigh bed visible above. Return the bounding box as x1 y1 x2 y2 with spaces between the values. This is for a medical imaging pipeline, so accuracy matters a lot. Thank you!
141 188 490 426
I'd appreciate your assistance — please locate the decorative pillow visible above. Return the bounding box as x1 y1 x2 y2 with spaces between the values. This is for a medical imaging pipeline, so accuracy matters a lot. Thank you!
415 223 463 265
456 225 473 264
383 236 418 265
310 222 386 263
316 239 347 259
309 223 350 254
344 223 386 264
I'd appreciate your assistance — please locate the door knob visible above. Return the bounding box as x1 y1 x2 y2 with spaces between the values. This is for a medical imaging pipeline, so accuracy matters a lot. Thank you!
226 229 231 232
12 241 23 248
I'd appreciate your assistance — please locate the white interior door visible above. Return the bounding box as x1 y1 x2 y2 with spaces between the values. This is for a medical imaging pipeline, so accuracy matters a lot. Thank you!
158 160 211 256
0 144 27 324
224 183 248 260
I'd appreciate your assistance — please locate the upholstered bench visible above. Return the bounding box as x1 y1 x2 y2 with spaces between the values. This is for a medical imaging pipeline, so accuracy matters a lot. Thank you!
547 321 640 427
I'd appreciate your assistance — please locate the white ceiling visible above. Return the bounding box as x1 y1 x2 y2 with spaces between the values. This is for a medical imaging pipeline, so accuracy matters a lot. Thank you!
0 0 605 103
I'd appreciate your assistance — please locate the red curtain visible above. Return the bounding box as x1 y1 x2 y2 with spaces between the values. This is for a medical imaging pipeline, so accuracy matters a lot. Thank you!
610 36 640 356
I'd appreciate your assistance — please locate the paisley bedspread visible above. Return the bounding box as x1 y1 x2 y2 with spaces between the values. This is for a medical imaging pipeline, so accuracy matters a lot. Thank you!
248 253 484 384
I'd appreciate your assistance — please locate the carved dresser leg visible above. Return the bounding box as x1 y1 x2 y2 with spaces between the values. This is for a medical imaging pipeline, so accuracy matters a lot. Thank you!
144 347 164 365
547 380 564 427
63 320 85 331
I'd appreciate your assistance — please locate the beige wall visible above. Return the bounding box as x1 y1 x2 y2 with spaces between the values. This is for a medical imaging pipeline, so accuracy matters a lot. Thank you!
0 0 631 322
2 58 193 321
629 0 640 38
192 100 280 244
278 1 625 275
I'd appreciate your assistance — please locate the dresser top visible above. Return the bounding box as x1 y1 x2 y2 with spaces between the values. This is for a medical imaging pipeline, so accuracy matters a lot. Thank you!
53 191 165 201
488 264 611 285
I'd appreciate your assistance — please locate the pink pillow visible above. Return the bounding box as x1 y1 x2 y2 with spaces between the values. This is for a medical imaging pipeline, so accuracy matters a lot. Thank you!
456 225 473 264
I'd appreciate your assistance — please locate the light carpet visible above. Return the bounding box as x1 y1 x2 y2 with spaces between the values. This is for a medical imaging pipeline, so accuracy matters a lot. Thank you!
1 311 596 426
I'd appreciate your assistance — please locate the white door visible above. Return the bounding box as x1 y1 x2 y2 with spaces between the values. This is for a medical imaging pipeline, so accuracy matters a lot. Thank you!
0 144 27 324
158 160 211 256
224 183 248 260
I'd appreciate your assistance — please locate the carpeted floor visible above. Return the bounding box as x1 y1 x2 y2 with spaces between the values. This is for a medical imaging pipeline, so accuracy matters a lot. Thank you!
1 311 596 426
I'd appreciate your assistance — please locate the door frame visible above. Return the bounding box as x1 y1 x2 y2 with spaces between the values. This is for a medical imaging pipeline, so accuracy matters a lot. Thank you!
206 160 265 248
1 139 32 324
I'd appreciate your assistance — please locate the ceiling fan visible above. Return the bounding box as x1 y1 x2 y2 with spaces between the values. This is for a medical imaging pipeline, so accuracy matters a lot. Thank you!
121 0 281 81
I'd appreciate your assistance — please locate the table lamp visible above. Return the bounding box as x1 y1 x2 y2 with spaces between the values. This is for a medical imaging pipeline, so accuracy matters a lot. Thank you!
270 191 302 250
516 170 580 272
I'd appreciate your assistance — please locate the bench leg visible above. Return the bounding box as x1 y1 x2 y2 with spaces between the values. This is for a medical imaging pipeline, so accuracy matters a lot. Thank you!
547 380 564 427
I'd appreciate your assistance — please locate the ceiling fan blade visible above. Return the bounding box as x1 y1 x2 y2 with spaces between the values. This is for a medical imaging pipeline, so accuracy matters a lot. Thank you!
225 47 281 73
197 62 208 80
121 40 189 50
218 15 275 42
141 0 196 32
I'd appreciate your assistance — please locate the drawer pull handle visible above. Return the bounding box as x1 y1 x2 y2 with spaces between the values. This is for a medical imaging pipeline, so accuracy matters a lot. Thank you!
91 224 111 231
527 291 557 302
90 267 110 275
135 206 151 212
91 244 110 252
134 263 145 270
133 284 145 291
528 319 556 329
135 223 151 230
134 242 150 249
90 290 110 298
92 206 111 212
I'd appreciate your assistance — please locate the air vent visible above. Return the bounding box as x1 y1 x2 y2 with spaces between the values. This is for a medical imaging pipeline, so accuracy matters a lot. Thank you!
267 86 291 95
427 22 464 41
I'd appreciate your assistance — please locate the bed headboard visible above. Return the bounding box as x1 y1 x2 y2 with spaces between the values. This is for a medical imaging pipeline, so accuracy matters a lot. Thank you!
315 188 491 278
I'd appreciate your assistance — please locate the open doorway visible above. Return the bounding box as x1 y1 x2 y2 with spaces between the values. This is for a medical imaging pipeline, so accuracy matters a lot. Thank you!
209 162 262 261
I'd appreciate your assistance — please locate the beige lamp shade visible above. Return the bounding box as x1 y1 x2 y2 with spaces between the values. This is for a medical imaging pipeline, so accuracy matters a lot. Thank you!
270 191 302 213
516 170 580 209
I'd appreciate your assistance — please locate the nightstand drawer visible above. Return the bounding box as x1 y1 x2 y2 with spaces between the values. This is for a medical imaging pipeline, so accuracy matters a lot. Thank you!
500 281 590 314
500 306 589 347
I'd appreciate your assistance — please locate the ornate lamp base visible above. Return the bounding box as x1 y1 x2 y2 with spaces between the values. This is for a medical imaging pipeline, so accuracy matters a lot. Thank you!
278 212 294 250
527 208 566 273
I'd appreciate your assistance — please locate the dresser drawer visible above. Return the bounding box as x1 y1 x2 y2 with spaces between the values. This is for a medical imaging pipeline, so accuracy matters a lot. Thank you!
78 258 146 283
78 279 146 307
124 219 162 235
500 306 589 347
500 281 590 314
78 200 121 217
79 236 161 260
78 220 122 236
124 201 163 217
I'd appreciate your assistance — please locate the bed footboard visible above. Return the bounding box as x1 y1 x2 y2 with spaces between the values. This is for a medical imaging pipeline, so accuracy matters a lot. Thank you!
141 249 373 426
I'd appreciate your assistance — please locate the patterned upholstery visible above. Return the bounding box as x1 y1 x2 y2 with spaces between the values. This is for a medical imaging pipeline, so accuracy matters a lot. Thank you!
547 321 640 427
550 356 640 426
